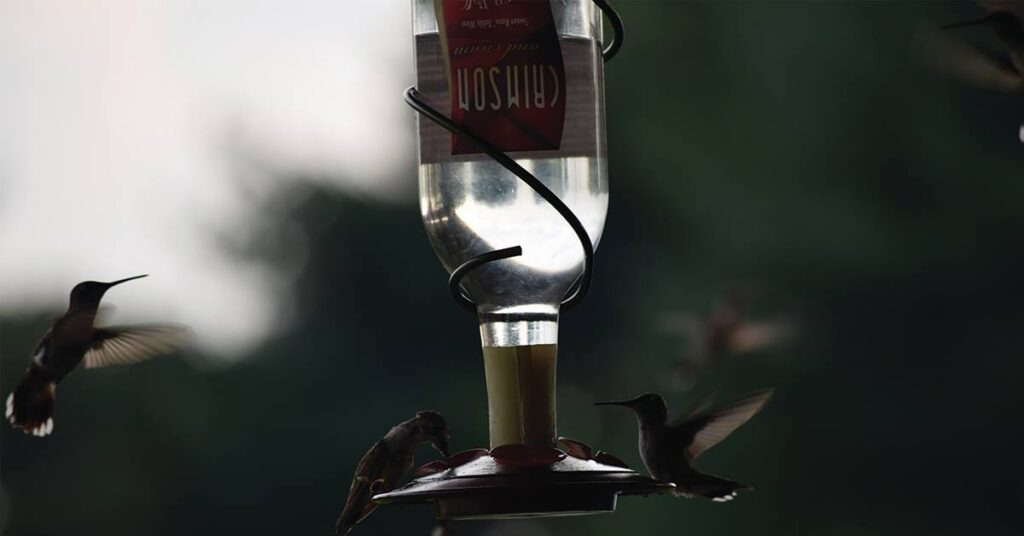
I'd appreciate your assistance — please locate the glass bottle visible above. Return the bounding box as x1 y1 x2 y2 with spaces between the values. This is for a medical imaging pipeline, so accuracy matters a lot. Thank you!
413 0 607 448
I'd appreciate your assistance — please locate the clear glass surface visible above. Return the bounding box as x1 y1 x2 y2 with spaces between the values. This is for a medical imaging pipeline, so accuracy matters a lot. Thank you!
413 0 608 332
412 0 606 448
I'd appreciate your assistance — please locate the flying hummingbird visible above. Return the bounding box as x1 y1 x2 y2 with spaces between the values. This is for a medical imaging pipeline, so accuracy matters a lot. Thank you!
596 389 773 501
336 410 450 535
917 1 1024 141
5 275 190 437
661 293 793 390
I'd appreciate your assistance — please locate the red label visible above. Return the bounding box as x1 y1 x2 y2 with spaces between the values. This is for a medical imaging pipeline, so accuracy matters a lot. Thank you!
438 0 566 155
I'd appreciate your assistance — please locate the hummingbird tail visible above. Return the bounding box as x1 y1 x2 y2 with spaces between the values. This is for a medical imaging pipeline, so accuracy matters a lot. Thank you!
334 511 360 536
6 367 56 437
335 479 378 535
674 471 752 502
335 499 375 535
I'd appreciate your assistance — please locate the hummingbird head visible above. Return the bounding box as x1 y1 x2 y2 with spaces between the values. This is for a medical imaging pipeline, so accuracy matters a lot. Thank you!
68 275 148 311
412 410 450 458
595 393 669 425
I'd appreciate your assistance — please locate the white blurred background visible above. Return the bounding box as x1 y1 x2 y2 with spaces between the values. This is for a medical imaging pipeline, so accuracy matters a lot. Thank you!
0 0 416 356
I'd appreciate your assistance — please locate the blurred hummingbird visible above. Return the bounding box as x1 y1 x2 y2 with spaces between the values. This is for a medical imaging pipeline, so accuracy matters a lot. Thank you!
661 293 794 390
917 1 1024 140
5 275 190 437
336 411 450 535
596 389 773 501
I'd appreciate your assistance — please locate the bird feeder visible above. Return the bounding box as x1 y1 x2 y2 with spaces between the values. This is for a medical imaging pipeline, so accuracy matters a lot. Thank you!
374 0 672 519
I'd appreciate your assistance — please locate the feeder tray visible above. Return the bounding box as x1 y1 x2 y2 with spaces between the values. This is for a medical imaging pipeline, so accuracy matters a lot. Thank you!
388 0 654 521
373 453 674 519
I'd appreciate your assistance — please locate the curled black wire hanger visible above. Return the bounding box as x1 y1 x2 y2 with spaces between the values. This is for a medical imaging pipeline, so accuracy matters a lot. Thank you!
405 0 624 313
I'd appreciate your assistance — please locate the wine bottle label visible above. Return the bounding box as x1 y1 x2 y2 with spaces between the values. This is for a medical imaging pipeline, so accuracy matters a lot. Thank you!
435 0 567 155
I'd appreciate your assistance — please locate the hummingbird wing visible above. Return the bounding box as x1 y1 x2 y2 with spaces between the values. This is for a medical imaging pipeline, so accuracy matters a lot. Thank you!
82 324 191 369
685 390 720 419
916 22 1024 92
729 320 794 354
659 311 714 365
671 389 773 462
337 440 391 534
29 328 53 366
978 1 1024 19
657 312 703 337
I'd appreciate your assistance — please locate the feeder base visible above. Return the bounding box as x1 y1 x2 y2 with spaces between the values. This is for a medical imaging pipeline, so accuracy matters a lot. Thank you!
373 454 673 519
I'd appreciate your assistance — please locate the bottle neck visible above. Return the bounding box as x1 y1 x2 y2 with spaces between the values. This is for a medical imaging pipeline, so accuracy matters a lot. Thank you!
478 306 559 347
478 306 561 448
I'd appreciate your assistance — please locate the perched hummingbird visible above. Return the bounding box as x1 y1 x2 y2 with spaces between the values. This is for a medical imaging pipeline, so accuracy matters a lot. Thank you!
917 2 1024 140
596 389 773 501
5 275 190 437
661 293 793 389
336 411 450 535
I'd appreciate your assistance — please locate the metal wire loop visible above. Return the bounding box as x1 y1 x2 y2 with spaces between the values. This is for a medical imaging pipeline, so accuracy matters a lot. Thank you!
407 0 624 314
593 0 624 61
447 246 523 308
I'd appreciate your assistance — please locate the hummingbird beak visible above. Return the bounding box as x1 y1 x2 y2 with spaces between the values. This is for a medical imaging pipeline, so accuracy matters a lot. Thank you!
594 397 639 408
432 435 450 459
941 14 994 30
103 274 149 288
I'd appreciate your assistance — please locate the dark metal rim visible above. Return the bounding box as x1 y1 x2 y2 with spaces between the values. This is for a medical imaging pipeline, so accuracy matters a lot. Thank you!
375 477 672 503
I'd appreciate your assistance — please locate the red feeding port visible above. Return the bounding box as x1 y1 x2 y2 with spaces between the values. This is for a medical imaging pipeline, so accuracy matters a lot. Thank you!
415 448 490 477
557 437 594 460
490 445 567 468
593 452 629 469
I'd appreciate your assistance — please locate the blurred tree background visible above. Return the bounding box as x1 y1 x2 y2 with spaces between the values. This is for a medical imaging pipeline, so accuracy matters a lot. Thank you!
2 1 1023 535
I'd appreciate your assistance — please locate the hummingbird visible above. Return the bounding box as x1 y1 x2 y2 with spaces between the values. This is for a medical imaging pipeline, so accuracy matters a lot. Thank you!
5 275 190 437
661 293 793 390
336 410 450 535
596 389 773 501
917 2 1024 141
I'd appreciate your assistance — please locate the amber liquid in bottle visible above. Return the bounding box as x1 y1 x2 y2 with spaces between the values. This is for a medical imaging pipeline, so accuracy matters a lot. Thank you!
481 344 557 448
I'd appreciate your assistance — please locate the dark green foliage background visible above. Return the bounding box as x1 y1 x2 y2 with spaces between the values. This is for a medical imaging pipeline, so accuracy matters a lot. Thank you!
2 2 1022 535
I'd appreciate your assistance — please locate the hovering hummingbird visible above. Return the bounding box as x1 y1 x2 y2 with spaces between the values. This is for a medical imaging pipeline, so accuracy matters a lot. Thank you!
336 411 450 535
596 389 773 501
661 293 793 389
5 275 190 437
917 1 1024 140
